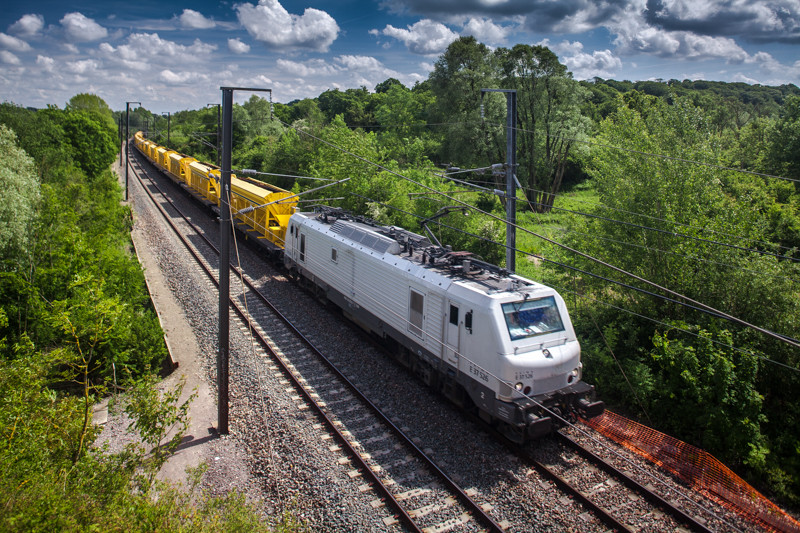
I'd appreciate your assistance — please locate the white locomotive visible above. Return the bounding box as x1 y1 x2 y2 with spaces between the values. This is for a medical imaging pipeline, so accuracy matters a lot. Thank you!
284 207 603 441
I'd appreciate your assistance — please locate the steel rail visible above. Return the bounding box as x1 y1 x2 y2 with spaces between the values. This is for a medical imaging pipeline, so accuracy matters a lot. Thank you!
127 146 506 533
127 152 423 532
555 432 714 533
516 447 634 532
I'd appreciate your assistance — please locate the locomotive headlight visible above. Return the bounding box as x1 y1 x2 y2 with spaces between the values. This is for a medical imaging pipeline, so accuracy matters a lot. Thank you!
515 382 524 391
567 367 581 384
542 348 552 358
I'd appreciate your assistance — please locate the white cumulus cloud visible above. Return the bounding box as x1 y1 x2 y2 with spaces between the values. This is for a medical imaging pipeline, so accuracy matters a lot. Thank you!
179 9 215 29
335 55 401 78
236 0 339 52
159 69 210 85
100 33 216 68
60 12 108 42
551 40 622 79
380 19 459 55
228 38 250 54
36 54 55 71
0 33 32 53
277 58 338 78
9 14 44 37
0 50 21 65
460 17 513 44
66 59 100 74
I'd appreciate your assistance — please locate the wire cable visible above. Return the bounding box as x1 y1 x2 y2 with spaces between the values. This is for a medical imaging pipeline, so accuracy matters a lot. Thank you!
451 177 799 262
347 191 800 373
280 118 800 349
485 120 799 184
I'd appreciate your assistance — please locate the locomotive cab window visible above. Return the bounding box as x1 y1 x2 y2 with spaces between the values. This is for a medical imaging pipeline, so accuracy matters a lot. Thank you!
502 296 564 341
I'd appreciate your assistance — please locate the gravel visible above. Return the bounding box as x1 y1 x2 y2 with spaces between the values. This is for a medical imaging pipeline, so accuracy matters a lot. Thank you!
99 151 775 532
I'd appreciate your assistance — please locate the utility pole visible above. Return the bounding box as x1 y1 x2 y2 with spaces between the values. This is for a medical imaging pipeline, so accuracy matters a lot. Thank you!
481 89 517 273
208 103 220 166
217 86 271 436
162 112 171 146
125 101 141 202
118 114 123 165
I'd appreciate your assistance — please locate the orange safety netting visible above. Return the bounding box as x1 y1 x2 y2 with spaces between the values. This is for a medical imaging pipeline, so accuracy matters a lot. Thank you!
582 410 800 533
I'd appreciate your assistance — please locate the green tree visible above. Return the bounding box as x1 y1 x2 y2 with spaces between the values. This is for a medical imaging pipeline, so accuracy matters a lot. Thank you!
429 36 496 169
495 44 590 212
558 93 800 503
317 87 375 128
375 83 437 166
68 93 116 132
0 125 40 256
62 111 118 178
767 95 800 180
649 325 766 468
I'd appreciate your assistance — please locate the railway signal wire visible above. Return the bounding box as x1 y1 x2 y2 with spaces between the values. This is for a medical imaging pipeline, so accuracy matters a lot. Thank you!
235 168 334 182
278 118 800 352
482 120 800 185
441 175 800 263
418 181 799 282
348 191 800 374
469 179 800 256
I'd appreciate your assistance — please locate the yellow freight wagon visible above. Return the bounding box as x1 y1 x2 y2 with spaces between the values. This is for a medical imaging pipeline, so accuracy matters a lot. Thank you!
230 177 295 248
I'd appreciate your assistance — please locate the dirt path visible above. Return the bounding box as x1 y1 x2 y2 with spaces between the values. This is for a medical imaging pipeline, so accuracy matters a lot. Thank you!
94 157 221 487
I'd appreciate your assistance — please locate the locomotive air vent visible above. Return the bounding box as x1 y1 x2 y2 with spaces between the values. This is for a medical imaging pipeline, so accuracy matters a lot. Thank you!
331 220 402 255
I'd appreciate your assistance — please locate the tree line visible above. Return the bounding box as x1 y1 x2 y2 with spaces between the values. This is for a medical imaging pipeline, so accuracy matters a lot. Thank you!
0 97 290 530
2 33 798 517
128 37 800 508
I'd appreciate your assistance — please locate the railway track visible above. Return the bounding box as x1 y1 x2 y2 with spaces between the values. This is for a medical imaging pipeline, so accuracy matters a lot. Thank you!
128 150 506 532
523 432 717 533
126 145 743 533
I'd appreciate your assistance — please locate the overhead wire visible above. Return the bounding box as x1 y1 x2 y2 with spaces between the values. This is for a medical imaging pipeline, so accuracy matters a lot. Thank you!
348 192 800 373
537 222 799 284
452 174 799 261
484 120 800 185
466 177 800 256
435 179 800 280
279 117 800 349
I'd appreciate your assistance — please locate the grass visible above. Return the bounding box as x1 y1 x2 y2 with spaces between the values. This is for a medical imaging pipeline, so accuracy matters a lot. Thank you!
513 180 598 280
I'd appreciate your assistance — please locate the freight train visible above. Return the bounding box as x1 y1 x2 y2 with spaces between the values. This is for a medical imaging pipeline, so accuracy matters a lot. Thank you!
133 131 295 252
132 132 604 442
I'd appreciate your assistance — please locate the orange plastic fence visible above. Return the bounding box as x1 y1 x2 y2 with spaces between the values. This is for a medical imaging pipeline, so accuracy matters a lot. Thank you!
583 410 800 533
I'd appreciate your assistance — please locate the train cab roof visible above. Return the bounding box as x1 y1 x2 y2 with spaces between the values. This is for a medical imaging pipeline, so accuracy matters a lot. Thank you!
299 207 549 298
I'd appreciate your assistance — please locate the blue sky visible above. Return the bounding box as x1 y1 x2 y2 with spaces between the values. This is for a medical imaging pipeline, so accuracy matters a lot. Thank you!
1 0 798 112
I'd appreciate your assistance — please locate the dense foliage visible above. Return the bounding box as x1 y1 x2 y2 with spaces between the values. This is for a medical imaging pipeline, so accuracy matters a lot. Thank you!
554 94 799 485
0 102 166 380
116 40 799 508
0 101 288 531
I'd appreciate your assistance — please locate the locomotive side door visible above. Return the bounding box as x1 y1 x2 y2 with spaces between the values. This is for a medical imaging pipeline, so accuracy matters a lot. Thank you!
444 301 460 369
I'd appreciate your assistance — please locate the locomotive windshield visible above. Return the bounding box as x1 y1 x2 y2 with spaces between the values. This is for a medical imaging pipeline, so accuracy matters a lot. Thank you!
502 296 565 341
